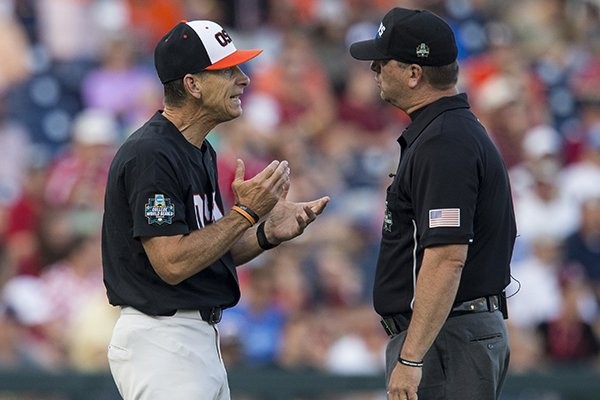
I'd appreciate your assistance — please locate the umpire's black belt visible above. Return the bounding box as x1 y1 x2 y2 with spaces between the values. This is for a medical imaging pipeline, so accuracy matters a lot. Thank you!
380 295 500 337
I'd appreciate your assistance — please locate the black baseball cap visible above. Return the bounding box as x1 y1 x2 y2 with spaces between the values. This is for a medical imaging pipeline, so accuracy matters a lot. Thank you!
349 8 457 66
154 20 263 83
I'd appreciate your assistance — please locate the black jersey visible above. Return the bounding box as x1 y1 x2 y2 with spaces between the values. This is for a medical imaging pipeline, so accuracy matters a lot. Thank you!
102 111 240 316
374 94 516 316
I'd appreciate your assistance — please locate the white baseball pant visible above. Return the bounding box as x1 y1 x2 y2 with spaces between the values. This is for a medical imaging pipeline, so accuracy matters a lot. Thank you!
108 307 231 400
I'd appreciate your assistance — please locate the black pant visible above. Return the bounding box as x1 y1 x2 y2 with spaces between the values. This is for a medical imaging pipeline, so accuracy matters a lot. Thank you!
385 311 510 400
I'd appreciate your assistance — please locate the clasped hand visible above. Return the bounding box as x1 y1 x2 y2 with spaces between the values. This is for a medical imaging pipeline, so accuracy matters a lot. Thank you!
231 158 330 244
231 159 290 218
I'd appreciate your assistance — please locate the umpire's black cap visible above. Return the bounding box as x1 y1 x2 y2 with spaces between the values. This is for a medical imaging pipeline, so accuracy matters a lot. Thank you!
349 8 458 66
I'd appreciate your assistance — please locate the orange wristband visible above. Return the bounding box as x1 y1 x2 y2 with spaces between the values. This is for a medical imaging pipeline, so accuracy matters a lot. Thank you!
231 205 258 226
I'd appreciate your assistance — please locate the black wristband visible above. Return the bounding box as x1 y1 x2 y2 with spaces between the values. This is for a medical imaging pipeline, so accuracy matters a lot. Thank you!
256 221 278 250
398 357 423 368
235 204 260 224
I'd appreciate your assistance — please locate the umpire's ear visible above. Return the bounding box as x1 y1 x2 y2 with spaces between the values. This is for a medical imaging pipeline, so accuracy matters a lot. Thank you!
182 73 203 99
407 64 424 89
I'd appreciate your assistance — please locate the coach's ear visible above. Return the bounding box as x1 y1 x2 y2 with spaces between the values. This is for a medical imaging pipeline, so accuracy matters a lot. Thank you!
182 73 203 99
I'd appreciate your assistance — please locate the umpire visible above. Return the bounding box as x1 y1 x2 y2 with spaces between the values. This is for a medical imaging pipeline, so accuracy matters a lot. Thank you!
102 20 329 400
349 8 517 400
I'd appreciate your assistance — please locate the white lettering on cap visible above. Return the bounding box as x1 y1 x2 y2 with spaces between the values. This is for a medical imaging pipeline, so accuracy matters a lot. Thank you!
186 20 237 66
377 22 386 38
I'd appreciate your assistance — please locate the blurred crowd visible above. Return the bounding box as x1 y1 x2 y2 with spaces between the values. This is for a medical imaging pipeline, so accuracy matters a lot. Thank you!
0 0 599 381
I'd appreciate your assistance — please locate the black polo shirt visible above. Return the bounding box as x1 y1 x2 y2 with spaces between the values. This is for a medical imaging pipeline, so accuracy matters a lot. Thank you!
373 94 516 316
102 111 240 316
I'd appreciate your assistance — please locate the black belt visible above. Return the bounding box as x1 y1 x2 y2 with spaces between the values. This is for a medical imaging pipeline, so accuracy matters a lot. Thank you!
125 306 223 324
199 307 223 324
380 295 501 337
452 295 499 314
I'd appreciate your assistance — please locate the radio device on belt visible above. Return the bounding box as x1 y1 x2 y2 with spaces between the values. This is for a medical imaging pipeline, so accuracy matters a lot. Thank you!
500 291 508 319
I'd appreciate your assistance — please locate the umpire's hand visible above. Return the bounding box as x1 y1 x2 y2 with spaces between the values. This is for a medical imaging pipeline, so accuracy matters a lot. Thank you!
387 362 421 400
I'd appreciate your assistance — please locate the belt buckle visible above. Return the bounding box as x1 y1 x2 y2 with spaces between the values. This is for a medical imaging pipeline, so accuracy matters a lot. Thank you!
207 307 222 324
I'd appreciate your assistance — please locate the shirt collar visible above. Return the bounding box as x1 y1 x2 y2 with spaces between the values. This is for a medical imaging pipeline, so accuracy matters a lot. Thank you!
398 93 470 148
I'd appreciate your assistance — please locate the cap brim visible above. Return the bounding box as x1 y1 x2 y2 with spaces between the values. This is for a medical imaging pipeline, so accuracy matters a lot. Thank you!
349 39 389 61
205 49 263 70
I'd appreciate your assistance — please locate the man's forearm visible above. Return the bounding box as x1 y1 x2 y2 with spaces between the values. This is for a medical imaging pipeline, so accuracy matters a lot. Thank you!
142 210 253 284
400 244 466 362
230 224 264 266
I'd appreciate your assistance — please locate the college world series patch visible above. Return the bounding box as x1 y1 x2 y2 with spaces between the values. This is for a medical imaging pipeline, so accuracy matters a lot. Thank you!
145 194 175 225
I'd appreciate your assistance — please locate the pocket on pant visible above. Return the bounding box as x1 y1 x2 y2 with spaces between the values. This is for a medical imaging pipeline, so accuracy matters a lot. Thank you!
469 333 504 347
108 344 132 361
467 332 507 382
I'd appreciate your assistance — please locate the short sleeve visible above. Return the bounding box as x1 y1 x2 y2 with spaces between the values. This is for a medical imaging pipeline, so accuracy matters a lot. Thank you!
127 142 190 239
412 133 480 248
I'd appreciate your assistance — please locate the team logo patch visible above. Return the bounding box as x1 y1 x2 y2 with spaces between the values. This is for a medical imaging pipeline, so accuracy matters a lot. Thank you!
145 194 175 225
429 208 460 228
416 43 430 58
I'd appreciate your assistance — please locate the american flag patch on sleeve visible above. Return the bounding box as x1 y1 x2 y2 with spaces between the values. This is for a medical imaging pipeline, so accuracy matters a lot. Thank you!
429 208 460 228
